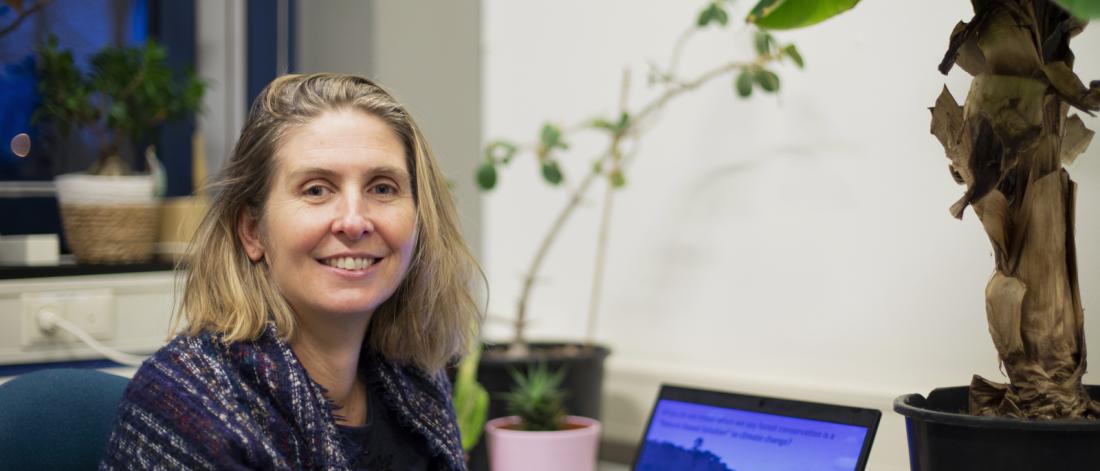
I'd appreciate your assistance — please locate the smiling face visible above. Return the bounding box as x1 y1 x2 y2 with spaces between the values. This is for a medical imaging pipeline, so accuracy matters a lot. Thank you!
238 108 418 326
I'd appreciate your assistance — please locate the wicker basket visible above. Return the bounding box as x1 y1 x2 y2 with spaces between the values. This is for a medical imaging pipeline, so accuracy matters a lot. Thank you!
59 203 160 264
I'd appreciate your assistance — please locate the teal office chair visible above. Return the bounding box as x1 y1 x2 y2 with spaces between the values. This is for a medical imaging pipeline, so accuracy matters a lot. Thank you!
0 368 129 470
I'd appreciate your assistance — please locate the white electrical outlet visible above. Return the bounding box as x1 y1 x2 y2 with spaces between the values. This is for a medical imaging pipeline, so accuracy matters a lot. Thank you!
21 290 115 346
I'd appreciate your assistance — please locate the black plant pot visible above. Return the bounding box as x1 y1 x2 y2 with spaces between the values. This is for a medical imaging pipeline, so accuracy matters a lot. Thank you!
894 386 1100 470
468 342 611 471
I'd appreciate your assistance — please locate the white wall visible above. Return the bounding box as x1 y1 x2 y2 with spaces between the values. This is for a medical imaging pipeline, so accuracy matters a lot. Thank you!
296 0 483 256
481 1 1100 469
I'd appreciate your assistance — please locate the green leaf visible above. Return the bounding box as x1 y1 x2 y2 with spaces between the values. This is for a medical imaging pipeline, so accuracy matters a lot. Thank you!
590 118 616 131
783 44 805 68
616 111 631 130
541 160 564 185
735 70 754 97
755 69 780 92
1052 0 1100 20
485 140 518 164
715 6 730 25
540 124 567 150
696 3 728 28
454 347 489 452
697 4 716 27
458 384 488 450
476 161 498 190
593 112 632 135
746 0 860 30
609 169 626 188
754 31 775 55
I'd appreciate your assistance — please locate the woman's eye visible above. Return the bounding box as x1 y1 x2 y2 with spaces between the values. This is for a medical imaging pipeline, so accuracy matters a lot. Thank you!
371 183 398 196
304 185 329 198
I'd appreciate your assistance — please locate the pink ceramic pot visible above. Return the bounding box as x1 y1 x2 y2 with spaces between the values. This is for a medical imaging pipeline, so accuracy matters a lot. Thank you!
485 415 601 471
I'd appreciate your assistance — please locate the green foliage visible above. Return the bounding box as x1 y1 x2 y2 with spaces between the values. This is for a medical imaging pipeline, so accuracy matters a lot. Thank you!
486 140 519 164
782 44 804 68
590 112 631 136
502 362 568 432
696 1 730 28
541 160 564 185
454 347 490 452
476 161 498 190
746 0 860 30
540 124 568 152
1053 0 1100 20
755 68 781 92
754 31 777 56
735 69 754 98
33 35 207 172
32 36 95 135
468 0 851 350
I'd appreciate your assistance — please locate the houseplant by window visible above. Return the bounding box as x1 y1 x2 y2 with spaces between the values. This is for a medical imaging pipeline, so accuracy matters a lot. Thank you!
33 35 204 263
891 0 1100 468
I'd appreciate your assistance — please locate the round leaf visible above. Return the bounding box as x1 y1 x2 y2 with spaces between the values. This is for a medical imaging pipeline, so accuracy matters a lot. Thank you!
746 0 860 31
735 70 754 98
541 160 564 185
755 69 780 92
476 161 498 190
696 4 717 27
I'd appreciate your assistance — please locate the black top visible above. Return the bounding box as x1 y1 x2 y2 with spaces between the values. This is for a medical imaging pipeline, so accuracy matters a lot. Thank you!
337 388 432 471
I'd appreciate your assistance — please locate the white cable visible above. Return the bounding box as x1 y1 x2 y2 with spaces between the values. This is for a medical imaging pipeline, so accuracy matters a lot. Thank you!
36 310 148 367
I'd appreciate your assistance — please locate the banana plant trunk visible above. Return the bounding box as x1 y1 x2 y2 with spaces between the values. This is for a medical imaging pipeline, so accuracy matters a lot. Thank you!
932 0 1100 419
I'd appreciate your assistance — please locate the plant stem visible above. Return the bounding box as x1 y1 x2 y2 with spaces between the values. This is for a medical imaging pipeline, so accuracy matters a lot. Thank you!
585 162 615 347
509 58 752 353
509 159 605 356
584 70 631 347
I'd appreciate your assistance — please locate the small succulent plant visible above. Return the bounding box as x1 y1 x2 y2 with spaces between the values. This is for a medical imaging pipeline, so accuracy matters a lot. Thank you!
502 363 568 432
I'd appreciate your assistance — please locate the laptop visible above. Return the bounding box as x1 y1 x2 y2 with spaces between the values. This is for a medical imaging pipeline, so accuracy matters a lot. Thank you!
632 384 881 471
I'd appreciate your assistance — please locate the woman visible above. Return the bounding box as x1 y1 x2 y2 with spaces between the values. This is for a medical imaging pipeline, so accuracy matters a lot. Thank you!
101 73 482 470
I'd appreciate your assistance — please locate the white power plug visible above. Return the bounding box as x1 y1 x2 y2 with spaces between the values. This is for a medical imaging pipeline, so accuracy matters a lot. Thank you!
31 307 146 367
35 307 62 335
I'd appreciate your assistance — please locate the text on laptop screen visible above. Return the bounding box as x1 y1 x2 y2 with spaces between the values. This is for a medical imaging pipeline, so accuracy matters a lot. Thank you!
636 399 869 471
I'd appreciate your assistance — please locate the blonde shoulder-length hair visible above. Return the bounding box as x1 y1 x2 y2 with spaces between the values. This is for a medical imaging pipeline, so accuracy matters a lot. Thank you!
177 73 482 373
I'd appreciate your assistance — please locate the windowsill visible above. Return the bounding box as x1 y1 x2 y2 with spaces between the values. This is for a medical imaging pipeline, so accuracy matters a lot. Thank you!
0 260 176 280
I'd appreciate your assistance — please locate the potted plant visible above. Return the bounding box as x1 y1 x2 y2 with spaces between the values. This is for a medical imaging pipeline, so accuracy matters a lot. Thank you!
892 0 1100 468
33 35 205 264
485 363 601 471
467 1 857 468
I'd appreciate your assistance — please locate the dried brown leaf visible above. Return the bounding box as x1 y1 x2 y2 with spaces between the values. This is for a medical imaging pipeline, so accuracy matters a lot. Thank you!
951 118 1004 219
985 272 1027 360
1061 114 1095 165
1041 61 1100 112
973 189 1010 264
956 27 989 75
930 86 964 151
976 5 1043 76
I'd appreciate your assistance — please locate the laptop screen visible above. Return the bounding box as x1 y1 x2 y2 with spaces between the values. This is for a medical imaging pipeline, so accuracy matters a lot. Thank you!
633 385 880 471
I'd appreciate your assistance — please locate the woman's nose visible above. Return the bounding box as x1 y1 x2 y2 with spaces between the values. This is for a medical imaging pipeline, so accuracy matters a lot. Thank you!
331 196 374 240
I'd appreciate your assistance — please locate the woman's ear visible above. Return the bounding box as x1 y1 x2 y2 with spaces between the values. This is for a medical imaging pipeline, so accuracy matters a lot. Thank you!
238 209 265 262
